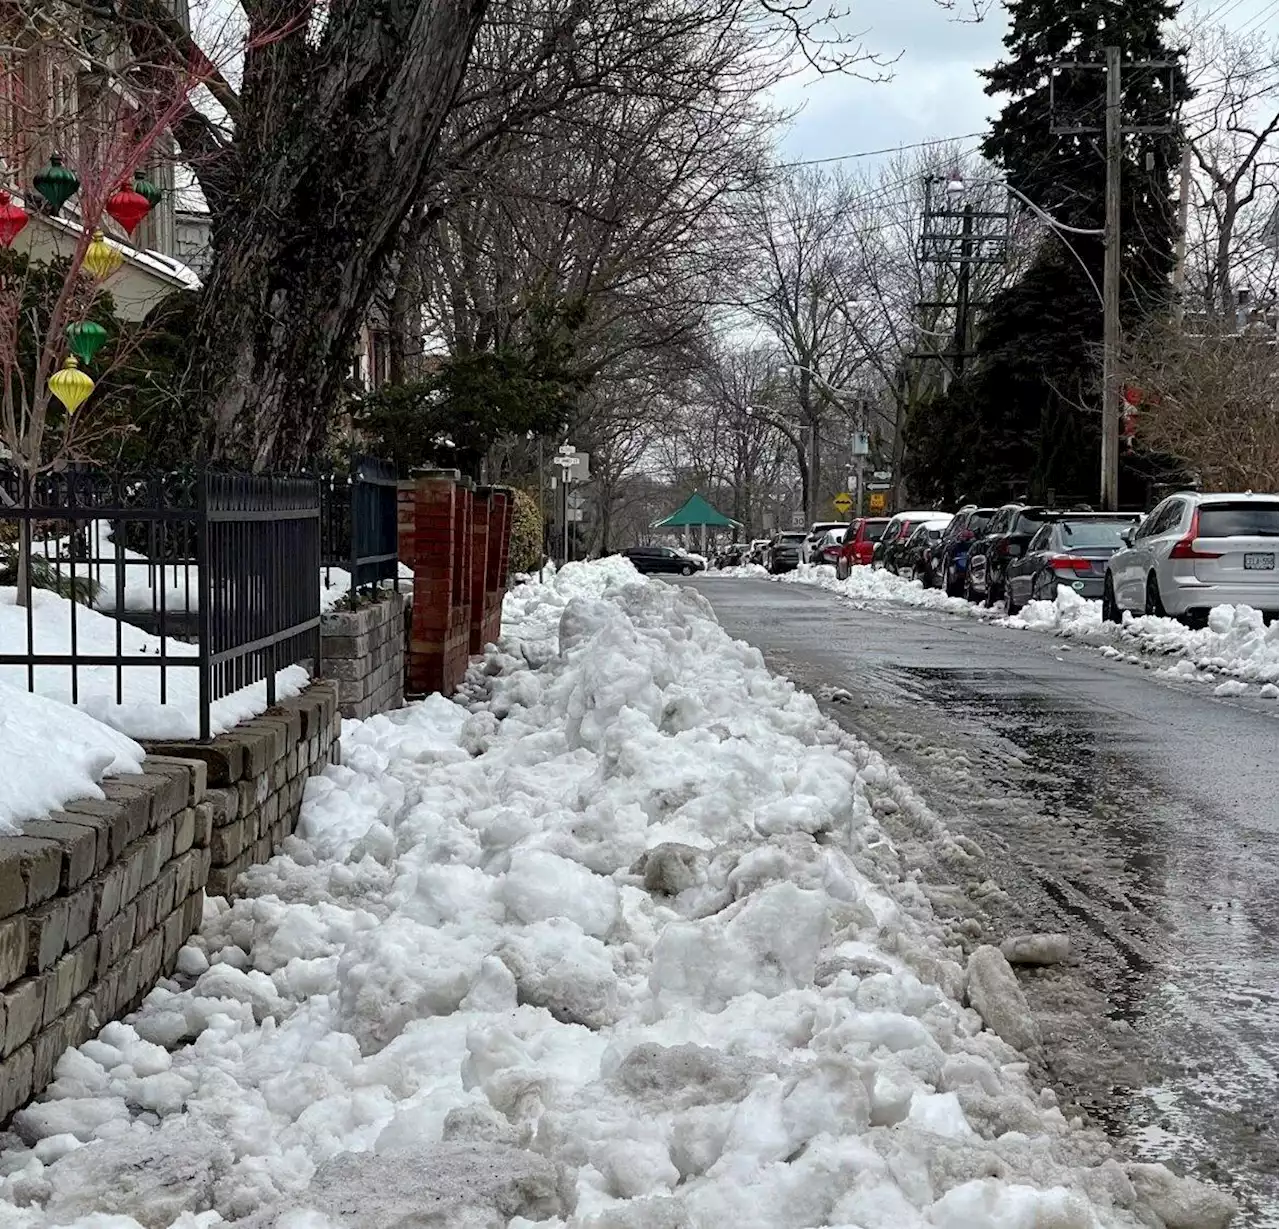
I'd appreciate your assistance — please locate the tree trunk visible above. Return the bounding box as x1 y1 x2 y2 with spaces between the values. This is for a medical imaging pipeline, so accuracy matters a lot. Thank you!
190 0 488 469
389 219 429 385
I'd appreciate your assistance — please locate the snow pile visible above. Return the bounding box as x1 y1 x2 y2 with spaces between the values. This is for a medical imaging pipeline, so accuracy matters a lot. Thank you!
0 587 308 739
0 680 145 832
0 561 1233 1228
319 563 414 613
760 563 1279 692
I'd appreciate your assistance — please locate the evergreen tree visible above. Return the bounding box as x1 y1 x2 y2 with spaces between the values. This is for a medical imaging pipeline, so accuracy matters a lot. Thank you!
906 0 1189 506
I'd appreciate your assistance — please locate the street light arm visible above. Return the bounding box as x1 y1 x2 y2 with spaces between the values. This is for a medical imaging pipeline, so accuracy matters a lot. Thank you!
786 363 860 409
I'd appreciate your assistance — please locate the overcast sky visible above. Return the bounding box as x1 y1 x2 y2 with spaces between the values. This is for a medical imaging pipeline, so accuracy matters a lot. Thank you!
772 0 1275 170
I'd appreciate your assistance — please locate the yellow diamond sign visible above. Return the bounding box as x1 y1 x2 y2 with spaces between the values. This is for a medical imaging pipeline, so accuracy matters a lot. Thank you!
833 492 853 515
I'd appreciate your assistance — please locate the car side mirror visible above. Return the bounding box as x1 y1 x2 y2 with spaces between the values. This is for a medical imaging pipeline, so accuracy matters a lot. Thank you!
1121 526 1136 546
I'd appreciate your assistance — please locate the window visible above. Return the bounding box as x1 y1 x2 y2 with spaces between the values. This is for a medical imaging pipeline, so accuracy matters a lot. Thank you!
968 513 994 534
1014 509 1049 535
863 521 888 541
1056 520 1130 548
1196 502 1278 538
1150 500 1184 537
1028 526 1052 552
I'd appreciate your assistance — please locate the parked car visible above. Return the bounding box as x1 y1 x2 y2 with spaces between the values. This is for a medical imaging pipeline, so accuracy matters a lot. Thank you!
1102 492 1279 625
901 519 953 587
1003 514 1141 615
714 542 750 568
834 517 890 578
815 527 848 566
763 530 808 574
874 511 942 573
965 504 1051 605
934 506 998 597
619 545 705 576
801 521 851 564
747 538 770 565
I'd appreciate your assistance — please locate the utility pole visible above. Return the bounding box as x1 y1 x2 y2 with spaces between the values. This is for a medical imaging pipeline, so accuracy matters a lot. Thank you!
1172 143 1192 326
1101 45 1122 512
953 202 975 376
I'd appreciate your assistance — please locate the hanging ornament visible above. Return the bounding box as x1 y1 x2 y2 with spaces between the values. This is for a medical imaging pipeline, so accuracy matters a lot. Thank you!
49 356 94 414
66 320 108 364
33 154 79 215
105 184 151 236
0 191 28 247
83 230 123 280
132 170 163 211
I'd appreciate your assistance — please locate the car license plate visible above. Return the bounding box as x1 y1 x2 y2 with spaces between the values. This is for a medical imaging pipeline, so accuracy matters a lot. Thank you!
1244 553 1275 570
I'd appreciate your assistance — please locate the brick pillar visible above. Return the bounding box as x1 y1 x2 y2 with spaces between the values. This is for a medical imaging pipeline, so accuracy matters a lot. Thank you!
444 480 474 691
469 488 493 654
404 470 458 696
482 487 514 647
397 484 419 569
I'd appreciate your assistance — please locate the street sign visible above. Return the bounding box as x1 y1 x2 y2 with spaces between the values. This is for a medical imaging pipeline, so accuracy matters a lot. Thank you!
867 482 892 492
868 492 887 513
567 491 584 510
872 470 892 481
567 509 584 523
833 492 853 515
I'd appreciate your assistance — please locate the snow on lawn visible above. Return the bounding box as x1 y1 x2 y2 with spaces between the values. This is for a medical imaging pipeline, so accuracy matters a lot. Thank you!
775 563 1279 692
0 559 1231 1228
0 681 145 833
0 588 308 740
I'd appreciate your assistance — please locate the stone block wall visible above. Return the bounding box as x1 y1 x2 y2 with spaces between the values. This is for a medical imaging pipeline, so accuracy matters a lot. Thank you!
146 682 340 899
318 593 408 720
398 472 515 698
0 758 212 1120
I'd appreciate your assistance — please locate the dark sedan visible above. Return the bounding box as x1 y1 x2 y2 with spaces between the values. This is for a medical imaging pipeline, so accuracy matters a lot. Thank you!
935 506 997 596
1002 515 1142 615
966 504 1050 605
619 546 704 576
765 531 808 574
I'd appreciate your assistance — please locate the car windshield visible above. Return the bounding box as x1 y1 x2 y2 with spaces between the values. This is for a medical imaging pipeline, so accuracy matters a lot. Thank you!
779 533 807 543
1197 502 1279 538
863 521 888 541
1013 511 1048 534
968 514 993 533
1056 520 1130 547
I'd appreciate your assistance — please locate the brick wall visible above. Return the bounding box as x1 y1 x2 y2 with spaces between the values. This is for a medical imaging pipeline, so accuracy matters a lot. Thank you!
147 682 341 899
398 472 516 698
0 682 340 1124
318 593 408 720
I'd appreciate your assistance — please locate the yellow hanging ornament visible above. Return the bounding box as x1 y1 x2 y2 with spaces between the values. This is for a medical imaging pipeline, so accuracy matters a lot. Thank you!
82 230 122 281
49 355 94 414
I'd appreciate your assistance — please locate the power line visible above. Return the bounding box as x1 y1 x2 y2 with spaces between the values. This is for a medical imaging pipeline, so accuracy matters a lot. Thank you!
773 133 988 170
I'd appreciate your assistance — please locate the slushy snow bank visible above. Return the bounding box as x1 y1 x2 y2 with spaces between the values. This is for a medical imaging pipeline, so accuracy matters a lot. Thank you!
0 560 1233 1228
778 563 1279 691
0 587 308 739
0 680 145 832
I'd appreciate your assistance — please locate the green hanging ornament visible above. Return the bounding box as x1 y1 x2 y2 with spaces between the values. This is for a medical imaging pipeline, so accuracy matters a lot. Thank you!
66 320 108 365
34 153 79 215
132 169 163 211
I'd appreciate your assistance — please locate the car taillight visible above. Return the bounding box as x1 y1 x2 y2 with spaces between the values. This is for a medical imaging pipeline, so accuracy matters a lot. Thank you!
1048 556 1091 570
1169 509 1222 559
996 540 1011 555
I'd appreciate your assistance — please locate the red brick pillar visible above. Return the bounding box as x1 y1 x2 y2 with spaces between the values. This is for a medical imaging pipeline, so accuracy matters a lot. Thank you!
483 487 514 647
469 488 493 653
444 480 474 690
404 470 458 696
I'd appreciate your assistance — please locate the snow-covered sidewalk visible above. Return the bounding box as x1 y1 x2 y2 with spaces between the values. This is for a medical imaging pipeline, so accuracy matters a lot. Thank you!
0 561 1232 1227
721 562 1278 695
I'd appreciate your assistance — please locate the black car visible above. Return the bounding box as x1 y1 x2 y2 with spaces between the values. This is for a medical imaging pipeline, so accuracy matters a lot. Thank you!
1002 514 1141 615
764 531 807 574
620 546 704 576
902 523 949 587
934 506 998 596
714 542 749 568
966 504 1051 605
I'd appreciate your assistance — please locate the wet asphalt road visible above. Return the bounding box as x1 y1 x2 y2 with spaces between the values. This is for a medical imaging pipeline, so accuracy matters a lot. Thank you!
691 576 1279 1225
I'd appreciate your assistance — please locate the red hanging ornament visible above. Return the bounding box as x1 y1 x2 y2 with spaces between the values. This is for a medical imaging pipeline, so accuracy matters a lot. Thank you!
1122 384 1144 407
104 185 151 236
0 191 29 248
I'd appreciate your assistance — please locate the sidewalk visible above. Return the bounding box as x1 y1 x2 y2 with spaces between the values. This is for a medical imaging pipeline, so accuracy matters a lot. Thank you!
0 560 1232 1228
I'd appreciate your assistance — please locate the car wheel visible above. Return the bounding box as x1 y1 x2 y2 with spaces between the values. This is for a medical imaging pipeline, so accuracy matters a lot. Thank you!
1004 584 1019 617
1145 573 1167 618
964 572 976 603
945 567 962 598
1101 575 1122 623
983 577 998 608
680 564 694 576
835 559 848 580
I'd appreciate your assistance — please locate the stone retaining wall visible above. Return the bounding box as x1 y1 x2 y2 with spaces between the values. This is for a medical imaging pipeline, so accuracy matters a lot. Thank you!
0 682 341 1122
147 682 340 898
319 593 408 720
0 758 211 1120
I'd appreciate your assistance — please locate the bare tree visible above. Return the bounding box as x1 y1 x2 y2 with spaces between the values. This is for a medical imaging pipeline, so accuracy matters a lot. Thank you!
1122 321 1277 491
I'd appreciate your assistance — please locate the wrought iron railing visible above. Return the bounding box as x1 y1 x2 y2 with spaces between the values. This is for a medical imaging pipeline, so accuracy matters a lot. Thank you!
317 455 401 601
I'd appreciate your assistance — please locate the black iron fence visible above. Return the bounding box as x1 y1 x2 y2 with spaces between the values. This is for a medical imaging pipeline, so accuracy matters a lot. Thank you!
318 455 401 601
0 465 322 741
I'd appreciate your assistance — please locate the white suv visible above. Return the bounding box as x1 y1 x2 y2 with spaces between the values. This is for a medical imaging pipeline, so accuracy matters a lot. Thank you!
1102 492 1278 624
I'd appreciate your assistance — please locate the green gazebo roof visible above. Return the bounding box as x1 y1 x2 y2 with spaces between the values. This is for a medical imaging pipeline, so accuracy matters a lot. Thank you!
652 493 740 529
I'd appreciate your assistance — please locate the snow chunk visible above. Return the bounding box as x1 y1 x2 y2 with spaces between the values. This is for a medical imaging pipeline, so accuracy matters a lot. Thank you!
965 945 1041 1054
501 849 620 937
1000 933 1072 966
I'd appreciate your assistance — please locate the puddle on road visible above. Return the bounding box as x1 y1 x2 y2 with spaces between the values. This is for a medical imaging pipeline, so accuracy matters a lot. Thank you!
873 662 1278 1226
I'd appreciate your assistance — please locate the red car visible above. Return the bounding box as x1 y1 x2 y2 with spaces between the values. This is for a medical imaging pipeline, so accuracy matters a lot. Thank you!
834 518 890 578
